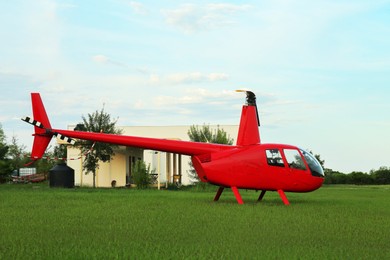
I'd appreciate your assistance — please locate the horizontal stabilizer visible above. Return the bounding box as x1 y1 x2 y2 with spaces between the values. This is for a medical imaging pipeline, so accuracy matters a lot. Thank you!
31 135 52 160
54 132 76 145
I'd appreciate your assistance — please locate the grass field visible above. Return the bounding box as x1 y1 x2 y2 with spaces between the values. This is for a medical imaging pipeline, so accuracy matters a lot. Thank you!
0 184 389 259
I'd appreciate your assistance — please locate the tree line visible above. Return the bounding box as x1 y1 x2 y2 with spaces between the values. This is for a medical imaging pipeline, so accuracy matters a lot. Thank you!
0 107 119 185
311 153 390 185
0 123 66 183
324 167 390 185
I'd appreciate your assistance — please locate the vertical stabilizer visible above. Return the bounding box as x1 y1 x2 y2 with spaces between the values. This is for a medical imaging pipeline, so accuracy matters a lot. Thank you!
236 90 260 146
30 93 53 160
31 93 52 133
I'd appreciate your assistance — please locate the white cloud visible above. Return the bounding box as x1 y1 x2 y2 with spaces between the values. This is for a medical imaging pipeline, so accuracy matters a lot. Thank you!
150 72 229 85
162 3 251 33
92 54 109 64
154 95 201 107
151 89 227 107
208 73 229 81
149 74 160 84
166 72 204 84
132 88 254 126
152 89 244 108
128 1 147 15
131 89 277 117
92 54 127 67
206 3 251 13
184 88 236 99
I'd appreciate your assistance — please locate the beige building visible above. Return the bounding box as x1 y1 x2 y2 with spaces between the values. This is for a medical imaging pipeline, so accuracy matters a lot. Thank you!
66 125 239 188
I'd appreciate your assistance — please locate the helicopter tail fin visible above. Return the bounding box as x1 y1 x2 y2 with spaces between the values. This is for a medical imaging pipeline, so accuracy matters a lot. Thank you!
22 93 54 161
236 90 260 146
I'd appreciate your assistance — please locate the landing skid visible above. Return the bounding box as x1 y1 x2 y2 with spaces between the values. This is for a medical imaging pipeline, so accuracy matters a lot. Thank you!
213 187 290 205
214 187 224 201
257 190 267 201
277 190 290 205
213 186 243 204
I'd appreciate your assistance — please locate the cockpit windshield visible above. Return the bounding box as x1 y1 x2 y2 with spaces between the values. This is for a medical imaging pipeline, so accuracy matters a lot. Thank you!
300 149 325 177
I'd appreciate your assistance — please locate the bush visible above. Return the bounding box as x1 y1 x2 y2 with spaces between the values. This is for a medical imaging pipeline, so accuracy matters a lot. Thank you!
131 160 153 189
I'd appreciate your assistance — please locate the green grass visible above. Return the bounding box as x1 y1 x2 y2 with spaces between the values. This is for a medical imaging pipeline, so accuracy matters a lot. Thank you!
1 184 389 259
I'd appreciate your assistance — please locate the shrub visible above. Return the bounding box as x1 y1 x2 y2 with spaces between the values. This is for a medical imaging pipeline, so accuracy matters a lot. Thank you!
131 160 153 189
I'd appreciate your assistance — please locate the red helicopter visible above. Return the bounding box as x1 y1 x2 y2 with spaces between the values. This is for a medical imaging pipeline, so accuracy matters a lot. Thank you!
22 90 324 205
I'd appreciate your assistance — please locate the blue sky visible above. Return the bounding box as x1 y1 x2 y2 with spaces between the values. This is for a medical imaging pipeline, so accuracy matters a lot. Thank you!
1 0 389 173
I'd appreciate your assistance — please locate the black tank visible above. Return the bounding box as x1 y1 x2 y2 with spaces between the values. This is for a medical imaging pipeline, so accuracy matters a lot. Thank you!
49 163 74 188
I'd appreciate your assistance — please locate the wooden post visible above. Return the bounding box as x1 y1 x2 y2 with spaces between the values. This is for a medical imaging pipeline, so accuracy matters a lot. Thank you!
166 153 171 188
173 153 177 179
178 154 182 184
157 152 160 190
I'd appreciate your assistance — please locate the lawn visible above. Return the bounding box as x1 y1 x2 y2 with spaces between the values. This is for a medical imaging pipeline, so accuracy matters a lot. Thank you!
0 184 389 259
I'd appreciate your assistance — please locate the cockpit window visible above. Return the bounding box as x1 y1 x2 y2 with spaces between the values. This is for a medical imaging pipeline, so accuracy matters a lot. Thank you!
300 149 325 177
266 149 285 167
284 149 307 170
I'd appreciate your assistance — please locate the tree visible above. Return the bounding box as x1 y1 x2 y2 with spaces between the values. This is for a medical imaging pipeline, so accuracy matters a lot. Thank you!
314 153 325 169
188 124 234 145
53 144 67 164
0 124 11 182
371 166 390 184
307 150 325 169
2 132 59 181
7 136 29 172
34 150 56 176
348 171 373 185
0 124 8 159
324 169 344 184
76 106 123 188
187 124 234 183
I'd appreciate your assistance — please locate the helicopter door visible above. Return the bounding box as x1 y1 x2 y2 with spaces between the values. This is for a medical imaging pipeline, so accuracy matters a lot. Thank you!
283 149 307 172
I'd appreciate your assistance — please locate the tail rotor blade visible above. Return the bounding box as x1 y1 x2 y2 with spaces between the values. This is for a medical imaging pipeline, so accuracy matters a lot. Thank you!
21 116 46 129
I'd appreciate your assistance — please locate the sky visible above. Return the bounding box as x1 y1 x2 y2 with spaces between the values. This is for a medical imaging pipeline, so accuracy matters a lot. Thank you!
0 0 389 173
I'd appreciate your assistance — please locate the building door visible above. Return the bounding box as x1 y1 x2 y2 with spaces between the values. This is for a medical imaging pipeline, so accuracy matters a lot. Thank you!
127 156 136 184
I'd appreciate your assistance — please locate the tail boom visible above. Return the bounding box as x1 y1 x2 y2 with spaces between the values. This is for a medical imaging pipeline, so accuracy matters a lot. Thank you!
52 128 232 156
